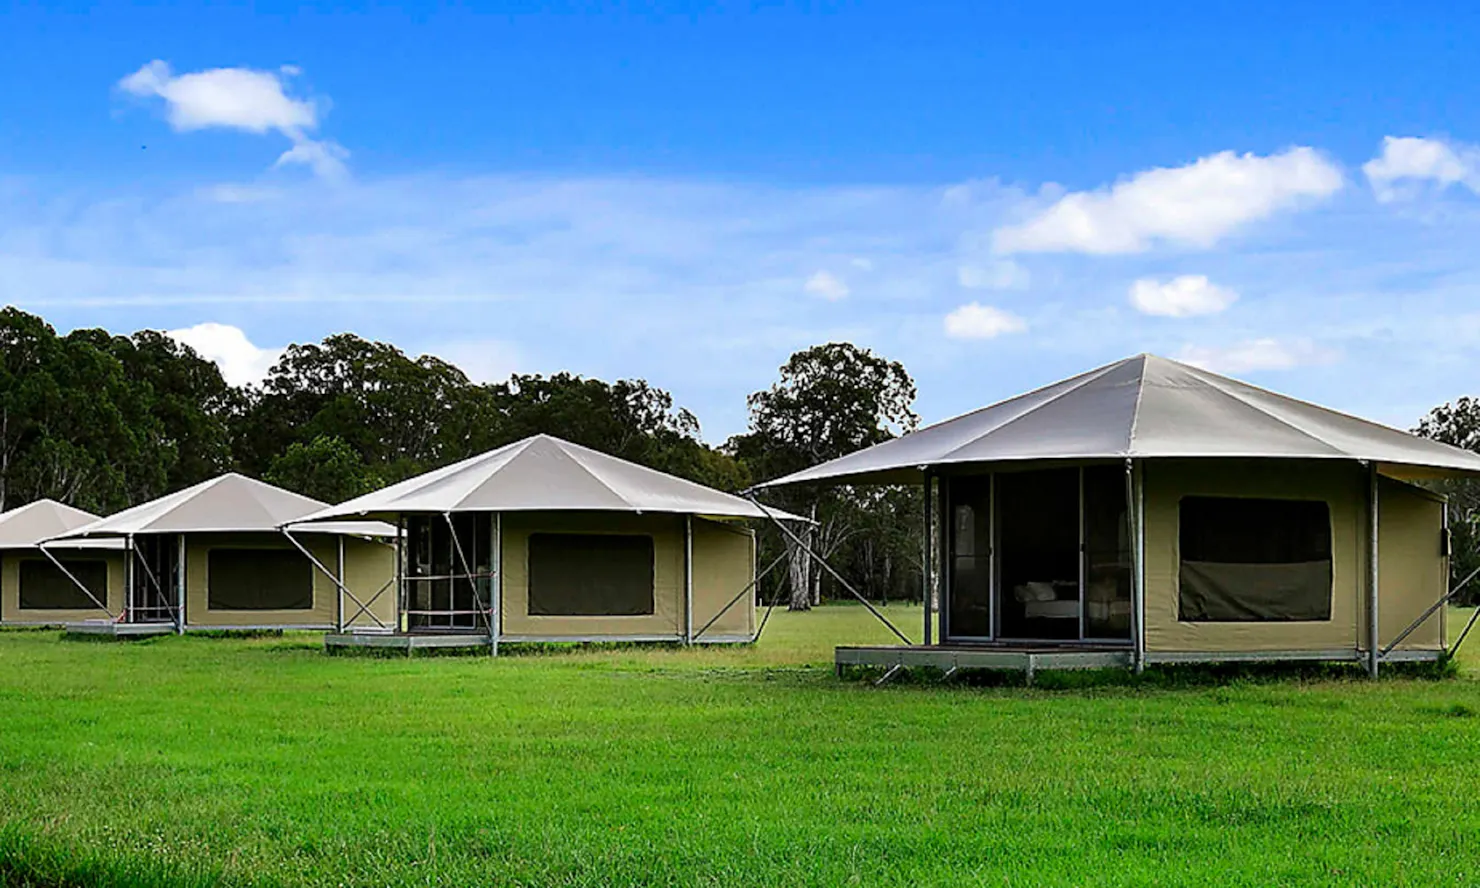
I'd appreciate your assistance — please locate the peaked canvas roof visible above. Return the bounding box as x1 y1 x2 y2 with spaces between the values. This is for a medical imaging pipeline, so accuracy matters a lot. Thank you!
0 499 122 550
759 354 1480 488
49 474 394 540
300 434 802 523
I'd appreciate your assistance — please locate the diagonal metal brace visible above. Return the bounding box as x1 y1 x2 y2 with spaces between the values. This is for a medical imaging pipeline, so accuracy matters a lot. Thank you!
745 493 913 646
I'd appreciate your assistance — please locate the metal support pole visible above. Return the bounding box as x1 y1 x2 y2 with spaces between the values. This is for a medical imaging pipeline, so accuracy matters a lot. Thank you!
124 535 133 623
1078 466 1086 642
177 534 187 634
492 512 502 657
747 494 914 645
1128 460 1146 674
922 470 934 647
686 512 698 645
1368 466 1381 679
335 536 345 633
396 516 406 633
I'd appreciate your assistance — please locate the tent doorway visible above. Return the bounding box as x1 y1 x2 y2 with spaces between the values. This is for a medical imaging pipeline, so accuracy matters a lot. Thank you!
405 514 492 632
130 535 178 624
942 466 1132 644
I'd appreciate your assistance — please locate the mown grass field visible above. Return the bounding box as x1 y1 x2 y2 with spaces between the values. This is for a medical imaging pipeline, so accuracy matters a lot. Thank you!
2 605 1480 886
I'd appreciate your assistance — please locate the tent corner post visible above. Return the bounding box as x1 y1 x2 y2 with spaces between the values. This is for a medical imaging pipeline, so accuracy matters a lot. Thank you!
922 469 934 648
335 534 345 634
683 514 694 646
491 512 502 657
1368 464 1380 680
1128 459 1147 675
176 534 187 635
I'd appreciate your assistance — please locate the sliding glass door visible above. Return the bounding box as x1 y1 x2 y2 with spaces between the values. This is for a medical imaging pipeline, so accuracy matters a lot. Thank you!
942 465 1131 644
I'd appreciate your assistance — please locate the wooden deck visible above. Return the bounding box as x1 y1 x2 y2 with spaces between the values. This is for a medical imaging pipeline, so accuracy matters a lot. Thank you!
63 621 175 640
323 632 494 654
837 643 1133 680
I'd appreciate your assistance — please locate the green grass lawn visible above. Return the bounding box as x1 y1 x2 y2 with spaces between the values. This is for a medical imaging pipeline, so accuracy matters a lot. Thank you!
3 605 1480 887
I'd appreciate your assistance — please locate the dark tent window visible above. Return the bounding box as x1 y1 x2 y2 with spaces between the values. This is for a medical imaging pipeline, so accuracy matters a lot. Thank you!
18 558 107 610
207 549 313 611
528 533 654 616
1178 497 1332 622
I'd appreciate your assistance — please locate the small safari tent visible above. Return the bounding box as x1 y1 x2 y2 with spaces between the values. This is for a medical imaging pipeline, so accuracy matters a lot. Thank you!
301 434 794 653
0 500 125 627
758 354 1480 680
46 474 395 637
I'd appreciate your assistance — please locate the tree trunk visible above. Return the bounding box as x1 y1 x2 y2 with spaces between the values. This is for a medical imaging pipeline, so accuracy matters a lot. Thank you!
786 533 812 611
786 503 817 611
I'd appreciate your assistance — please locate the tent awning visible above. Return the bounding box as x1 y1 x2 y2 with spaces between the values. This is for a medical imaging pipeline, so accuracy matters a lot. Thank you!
758 354 1480 489
295 434 808 525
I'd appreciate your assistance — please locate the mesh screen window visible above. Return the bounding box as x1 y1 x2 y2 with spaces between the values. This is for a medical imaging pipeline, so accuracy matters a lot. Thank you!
527 533 655 616
1178 497 1333 622
207 548 313 610
18 558 107 610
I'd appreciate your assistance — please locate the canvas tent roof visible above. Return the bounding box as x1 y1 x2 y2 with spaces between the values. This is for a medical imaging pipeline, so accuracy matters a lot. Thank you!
758 353 1480 488
0 499 123 550
48 474 395 541
299 434 805 523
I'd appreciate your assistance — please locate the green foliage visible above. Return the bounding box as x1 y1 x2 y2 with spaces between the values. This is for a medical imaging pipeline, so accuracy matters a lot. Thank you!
266 435 382 503
1415 399 1480 603
0 607 1479 886
729 342 923 608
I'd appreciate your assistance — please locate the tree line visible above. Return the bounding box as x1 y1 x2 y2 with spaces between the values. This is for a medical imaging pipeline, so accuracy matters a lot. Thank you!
10 304 1480 607
0 307 924 609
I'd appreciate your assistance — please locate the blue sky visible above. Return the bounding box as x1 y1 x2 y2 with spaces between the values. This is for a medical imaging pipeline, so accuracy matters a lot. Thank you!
3 1 1480 441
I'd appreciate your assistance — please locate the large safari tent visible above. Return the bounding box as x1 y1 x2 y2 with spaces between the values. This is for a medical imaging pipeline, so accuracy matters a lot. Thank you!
47 474 395 636
761 354 1480 678
303 434 792 653
0 500 125 626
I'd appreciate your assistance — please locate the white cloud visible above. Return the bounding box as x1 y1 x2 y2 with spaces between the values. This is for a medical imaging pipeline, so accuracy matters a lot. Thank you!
957 258 1030 290
943 303 1027 340
804 270 850 300
166 322 282 386
1177 338 1338 373
1363 136 1480 201
273 138 349 180
993 147 1344 254
1129 274 1238 317
119 60 346 179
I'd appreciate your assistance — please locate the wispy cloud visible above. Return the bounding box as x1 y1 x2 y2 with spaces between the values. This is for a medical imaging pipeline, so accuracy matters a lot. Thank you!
1129 275 1237 317
9 137 1480 437
993 148 1343 254
1177 338 1339 373
943 303 1027 339
119 60 347 179
804 270 850 301
1364 136 1480 202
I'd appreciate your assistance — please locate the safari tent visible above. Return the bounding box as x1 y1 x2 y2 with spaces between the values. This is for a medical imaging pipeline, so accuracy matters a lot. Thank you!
47 474 395 635
759 354 1480 678
0 500 125 626
301 434 794 652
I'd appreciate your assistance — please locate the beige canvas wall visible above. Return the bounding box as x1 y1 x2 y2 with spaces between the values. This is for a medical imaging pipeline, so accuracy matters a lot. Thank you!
496 511 756 641
184 532 394 629
1378 478 1446 651
499 512 686 639
1143 460 1366 653
690 519 756 640
0 549 125 624
340 536 397 629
